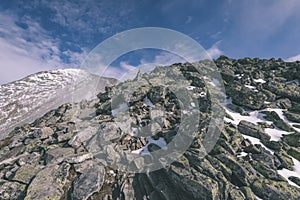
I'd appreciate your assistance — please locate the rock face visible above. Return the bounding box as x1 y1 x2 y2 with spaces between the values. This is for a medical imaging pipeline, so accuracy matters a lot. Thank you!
0 57 300 199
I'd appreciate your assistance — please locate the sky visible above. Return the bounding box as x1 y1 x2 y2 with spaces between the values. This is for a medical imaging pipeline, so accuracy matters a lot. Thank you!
1 0 300 84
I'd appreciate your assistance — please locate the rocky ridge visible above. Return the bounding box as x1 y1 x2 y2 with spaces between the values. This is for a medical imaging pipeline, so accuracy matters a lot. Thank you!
0 69 117 140
0 57 300 199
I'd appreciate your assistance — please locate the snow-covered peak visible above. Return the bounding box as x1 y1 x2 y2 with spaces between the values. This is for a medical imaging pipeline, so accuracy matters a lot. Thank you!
0 69 117 139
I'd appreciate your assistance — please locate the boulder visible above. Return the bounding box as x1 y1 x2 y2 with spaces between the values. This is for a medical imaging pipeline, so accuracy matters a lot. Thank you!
71 165 105 200
25 163 71 200
238 120 270 142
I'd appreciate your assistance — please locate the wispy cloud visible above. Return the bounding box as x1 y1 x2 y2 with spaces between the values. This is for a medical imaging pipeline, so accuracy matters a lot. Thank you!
207 41 223 59
0 12 87 84
210 31 222 39
33 0 136 40
231 0 300 38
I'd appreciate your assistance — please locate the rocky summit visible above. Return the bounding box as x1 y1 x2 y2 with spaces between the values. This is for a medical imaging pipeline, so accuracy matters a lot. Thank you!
1 57 300 200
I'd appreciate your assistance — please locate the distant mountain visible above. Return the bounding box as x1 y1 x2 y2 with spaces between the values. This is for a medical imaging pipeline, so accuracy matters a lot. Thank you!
1 58 300 200
0 69 118 139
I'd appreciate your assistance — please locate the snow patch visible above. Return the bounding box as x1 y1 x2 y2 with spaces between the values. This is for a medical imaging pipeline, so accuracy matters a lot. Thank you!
224 108 272 126
245 84 259 92
253 78 266 84
235 74 244 79
264 127 291 141
237 151 248 158
277 157 300 188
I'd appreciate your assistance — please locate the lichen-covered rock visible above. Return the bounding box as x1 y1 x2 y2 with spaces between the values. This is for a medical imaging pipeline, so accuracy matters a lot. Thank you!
240 186 256 200
45 147 75 164
284 111 300 123
262 111 294 132
238 120 270 142
12 165 40 184
71 165 105 200
169 164 220 200
274 151 294 170
24 163 71 200
283 133 300 147
0 180 26 200
287 147 300 161
251 178 300 200
226 85 267 110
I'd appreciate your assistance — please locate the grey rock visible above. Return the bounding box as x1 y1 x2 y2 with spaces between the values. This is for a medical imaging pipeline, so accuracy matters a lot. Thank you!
33 127 54 139
0 179 26 200
71 165 105 200
238 120 270 142
66 152 93 164
46 147 75 164
68 125 99 148
12 165 41 184
73 160 99 174
25 163 71 200
169 164 220 200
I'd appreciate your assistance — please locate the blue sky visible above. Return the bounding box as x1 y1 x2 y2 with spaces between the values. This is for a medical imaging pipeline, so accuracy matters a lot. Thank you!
1 0 300 84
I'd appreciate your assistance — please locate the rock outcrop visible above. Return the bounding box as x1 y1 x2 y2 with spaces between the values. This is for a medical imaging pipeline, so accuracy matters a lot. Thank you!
0 57 300 199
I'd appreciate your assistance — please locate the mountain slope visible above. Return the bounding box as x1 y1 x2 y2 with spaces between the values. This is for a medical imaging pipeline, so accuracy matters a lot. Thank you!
0 69 118 140
0 57 300 200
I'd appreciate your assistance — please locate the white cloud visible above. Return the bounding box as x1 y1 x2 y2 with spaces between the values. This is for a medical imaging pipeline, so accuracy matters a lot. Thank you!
0 12 87 84
102 51 186 81
285 54 300 62
102 62 135 80
0 38 45 84
210 31 222 39
102 47 225 81
207 41 223 59
36 0 134 37
232 0 300 38
141 51 186 66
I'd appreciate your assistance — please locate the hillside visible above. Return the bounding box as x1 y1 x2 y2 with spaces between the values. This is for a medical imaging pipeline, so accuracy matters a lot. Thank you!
0 57 300 199
0 69 118 140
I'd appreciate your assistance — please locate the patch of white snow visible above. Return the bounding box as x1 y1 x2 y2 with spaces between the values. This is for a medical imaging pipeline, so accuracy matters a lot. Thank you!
253 78 266 84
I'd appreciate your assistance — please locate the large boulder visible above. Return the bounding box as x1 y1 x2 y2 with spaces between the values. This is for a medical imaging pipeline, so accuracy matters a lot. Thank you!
24 163 71 200
238 120 270 142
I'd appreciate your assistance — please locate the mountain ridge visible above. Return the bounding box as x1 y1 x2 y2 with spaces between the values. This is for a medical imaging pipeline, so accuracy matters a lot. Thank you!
0 57 300 199
0 68 118 140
